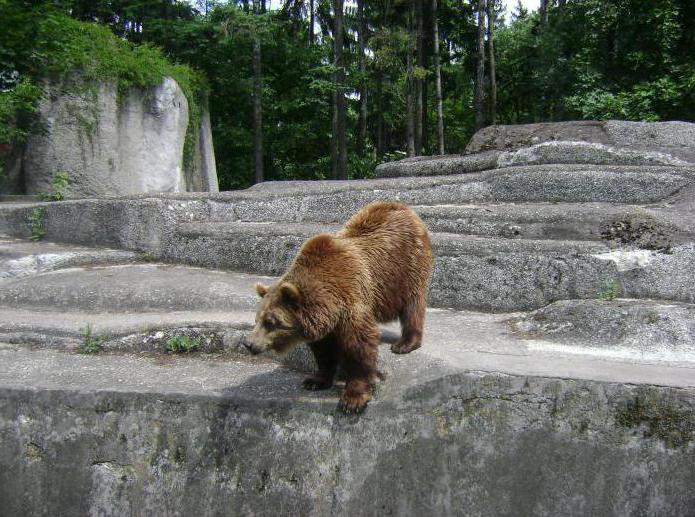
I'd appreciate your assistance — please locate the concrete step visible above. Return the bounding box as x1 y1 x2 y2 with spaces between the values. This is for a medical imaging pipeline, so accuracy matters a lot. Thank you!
412 202 686 242
511 299 695 363
2 328 695 515
0 236 140 279
223 164 692 224
0 166 691 263
190 202 688 245
0 263 270 313
0 307 253 351
0 194 40 203
375 141 694 179
168 220 695 311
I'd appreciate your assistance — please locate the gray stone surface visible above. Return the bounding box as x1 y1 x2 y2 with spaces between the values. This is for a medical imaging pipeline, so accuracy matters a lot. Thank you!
466 120 695 162
376 120 695 179
1 344 695 516
3 164 688 245
513 299 695 363
2 236 693 369
165 220 695 311
0 263 268 312
184 107 219 193
1 221 695 514
2 77 218 198
413 202 690 243
1 121 695 512
0 236 139 279
376 150 501 178
1 160 694 313
497 140 692 168
376 140 693 179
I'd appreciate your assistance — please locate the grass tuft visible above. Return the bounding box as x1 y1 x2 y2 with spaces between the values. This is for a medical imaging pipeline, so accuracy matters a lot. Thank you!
165 335 201 354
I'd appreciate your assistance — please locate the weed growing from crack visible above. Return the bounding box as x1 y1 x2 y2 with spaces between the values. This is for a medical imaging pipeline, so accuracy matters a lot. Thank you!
165 335 201 354
29 206 45 241
598 280 620 301
80 323 103 354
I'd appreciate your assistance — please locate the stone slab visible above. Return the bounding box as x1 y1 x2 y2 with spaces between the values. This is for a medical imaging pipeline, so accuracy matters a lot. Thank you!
512 299 695 363
0 236 140 279
466 120 695 162
0 263 270 312
376 141 693 179
1 343 695 515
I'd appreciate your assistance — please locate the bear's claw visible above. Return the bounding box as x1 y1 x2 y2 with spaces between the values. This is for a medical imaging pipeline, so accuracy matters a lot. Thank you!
390 339 422 354
337 393 370 414
302 376 333 391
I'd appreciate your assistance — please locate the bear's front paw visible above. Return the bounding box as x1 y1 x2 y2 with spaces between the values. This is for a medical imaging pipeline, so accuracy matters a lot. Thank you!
302 375 333 391
391 338 421 354
337 391 370 414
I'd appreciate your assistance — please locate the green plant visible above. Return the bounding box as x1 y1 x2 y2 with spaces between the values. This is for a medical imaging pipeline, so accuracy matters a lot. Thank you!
0 79 43 179
79 324 103 354
28 207 45 241
165 335 201 353
598 280 620 301
38 171 69 201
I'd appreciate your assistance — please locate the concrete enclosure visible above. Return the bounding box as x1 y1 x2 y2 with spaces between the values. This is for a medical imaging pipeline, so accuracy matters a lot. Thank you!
1 120 695 515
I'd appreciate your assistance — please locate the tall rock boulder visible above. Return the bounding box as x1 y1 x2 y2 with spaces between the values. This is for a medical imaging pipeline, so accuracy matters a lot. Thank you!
3 76 218 198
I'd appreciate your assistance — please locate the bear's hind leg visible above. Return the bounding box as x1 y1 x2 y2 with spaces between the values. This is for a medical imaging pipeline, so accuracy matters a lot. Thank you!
392 293 426 354
337 317 379 414
302 336 338 391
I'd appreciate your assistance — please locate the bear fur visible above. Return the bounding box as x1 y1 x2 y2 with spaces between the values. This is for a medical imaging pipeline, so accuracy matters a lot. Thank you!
246 201 433 413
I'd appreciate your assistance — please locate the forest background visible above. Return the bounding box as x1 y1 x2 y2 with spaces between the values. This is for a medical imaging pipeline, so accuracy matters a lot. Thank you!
1 0 693 190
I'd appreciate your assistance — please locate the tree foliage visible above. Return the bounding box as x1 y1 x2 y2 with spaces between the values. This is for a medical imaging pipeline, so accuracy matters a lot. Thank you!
1 0 693 190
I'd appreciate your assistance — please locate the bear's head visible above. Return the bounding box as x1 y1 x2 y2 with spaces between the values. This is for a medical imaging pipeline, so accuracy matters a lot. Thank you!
243 281 307 355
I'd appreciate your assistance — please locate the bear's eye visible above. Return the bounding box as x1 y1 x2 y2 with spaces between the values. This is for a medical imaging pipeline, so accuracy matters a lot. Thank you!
263 318 276 330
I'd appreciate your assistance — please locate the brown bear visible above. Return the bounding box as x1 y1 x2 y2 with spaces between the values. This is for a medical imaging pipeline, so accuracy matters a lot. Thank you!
244 201 433 413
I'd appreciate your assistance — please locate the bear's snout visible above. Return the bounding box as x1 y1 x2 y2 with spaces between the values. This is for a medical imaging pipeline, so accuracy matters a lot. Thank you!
240 337 264 355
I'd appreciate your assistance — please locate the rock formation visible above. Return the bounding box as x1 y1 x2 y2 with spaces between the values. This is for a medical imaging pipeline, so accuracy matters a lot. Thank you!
2 77 218 198
376 120 695 178
1 120 694 514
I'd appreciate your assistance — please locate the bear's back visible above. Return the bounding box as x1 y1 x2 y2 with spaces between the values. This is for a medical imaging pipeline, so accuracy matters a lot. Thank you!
337 201 433 322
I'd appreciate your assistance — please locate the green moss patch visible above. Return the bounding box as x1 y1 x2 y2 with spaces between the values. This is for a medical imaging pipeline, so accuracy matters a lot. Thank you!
616 392 695 448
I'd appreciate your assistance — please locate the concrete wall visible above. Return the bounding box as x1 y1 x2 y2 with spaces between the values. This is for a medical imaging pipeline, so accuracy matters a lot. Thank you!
1 373 694 516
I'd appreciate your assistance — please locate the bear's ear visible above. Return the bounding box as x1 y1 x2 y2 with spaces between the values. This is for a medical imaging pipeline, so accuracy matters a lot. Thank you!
255 283 269 298
280 282 302 306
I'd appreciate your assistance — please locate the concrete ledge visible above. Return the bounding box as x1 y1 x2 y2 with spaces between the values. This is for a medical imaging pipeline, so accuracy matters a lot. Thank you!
1 346 694 516
376 141 693 179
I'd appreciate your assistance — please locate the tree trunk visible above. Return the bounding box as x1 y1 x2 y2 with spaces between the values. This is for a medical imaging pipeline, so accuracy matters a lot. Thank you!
309 0 315 44
331 89 338 179
356 0 368 157
432 0 444 154
333 0 348 179
406 4 416 157
539 0 548 24
487 0 497 125
252 36 264 184
474 0 486 131
415 0 424 155
376 72 385 158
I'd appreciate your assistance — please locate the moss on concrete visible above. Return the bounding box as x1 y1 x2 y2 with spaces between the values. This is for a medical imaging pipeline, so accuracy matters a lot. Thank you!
601 210 675 251
616 390 694 448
